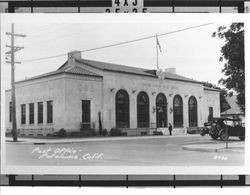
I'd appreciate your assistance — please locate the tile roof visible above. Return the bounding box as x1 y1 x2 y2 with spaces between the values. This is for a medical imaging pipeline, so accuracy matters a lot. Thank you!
16 57 210 86
76 58 154 76
16 65 101 84
62 65 101 77
75 58 202 84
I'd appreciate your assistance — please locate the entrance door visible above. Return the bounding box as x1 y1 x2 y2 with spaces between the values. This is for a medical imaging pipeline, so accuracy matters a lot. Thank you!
82 100 91 130
156 93 168 127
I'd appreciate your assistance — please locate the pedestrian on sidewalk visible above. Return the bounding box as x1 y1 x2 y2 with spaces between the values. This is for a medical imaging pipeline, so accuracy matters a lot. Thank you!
168 123 173 136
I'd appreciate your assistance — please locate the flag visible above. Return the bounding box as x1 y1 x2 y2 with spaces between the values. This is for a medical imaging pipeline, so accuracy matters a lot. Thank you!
156 35 162 53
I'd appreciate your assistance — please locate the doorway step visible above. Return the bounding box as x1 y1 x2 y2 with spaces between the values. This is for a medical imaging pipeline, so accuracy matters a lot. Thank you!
172 128 187 135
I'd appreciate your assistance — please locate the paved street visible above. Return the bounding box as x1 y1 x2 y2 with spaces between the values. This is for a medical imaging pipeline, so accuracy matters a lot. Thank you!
5 135 244 166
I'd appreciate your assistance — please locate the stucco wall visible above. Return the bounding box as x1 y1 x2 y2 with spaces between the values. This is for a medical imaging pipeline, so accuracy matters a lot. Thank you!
203 89 221 124
101 71 205 130
5 74 66 134
63 74 103 132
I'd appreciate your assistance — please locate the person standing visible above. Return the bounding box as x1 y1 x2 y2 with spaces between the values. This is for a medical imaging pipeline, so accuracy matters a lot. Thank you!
168 123 173 136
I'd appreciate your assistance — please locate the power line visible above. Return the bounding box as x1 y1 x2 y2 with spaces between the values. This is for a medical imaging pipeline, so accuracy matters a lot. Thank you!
23 24 71 36
24 24 108 47
21 22 213 63
18 24 109 52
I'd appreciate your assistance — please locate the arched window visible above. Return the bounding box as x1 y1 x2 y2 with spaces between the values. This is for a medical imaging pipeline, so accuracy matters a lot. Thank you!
173 95 183 127
116 89 130 128
137 91 149 128
188 96 198 127
156 93 168 128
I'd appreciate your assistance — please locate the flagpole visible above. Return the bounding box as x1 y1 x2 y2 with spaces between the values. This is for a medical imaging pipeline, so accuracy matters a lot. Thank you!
156 34 159 69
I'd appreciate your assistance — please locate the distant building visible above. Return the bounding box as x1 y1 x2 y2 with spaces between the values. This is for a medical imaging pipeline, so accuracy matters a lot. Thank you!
221 95 245 123
5 51 220 136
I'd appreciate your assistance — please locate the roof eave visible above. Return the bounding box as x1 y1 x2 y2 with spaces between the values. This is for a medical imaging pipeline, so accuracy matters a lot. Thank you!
15 71 102 85
221 113 244 116
65 72 103 78
165 77 202 84
204 88 221 92
15 71 62 84
104 68 203 84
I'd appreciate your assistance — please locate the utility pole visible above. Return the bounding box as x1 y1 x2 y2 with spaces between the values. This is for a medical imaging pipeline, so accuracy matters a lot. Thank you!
6 23 26 142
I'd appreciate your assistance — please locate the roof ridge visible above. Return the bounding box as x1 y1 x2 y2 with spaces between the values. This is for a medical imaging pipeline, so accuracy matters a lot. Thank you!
79 58 149 71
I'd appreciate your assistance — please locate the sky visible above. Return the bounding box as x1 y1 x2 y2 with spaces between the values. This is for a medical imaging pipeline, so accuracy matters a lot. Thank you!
1 14 236 90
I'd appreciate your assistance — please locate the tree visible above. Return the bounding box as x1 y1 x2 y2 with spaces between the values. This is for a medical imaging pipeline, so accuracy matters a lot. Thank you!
212 23 245 113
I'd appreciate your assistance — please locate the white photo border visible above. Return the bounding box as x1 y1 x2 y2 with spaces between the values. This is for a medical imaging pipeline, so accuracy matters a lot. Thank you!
1 13 249 175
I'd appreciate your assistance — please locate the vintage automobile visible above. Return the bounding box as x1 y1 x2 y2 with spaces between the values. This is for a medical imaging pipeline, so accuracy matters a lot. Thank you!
200 121 212 136
200 117 245 141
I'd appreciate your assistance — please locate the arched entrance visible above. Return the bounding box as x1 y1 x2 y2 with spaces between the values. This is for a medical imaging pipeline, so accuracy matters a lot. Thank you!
173 95 183 127
188 96 198 127
137 91 149 128
156 93 168 128
116 89 130 128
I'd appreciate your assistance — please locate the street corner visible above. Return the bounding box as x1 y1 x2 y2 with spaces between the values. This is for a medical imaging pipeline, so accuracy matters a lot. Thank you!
181 141 245 153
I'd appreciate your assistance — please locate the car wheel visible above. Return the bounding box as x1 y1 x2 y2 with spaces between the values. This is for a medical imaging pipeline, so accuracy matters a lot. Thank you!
239 136 245 141
220 131 229 141
210 134 218 140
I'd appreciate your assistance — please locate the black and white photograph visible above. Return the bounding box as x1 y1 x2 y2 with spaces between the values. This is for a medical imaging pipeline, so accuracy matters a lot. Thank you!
0 14 249 175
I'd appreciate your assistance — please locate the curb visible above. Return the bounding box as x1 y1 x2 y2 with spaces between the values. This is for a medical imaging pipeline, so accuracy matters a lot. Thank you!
182 145 221 152
182 145 245 153
6 134 201 145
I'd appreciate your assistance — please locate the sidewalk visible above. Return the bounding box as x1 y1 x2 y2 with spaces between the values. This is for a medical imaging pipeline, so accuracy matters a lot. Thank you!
5 134 200 144
182 141 245 153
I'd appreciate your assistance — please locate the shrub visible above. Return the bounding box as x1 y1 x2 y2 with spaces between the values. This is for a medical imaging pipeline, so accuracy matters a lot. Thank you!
153 131 163 135
110 128 122 136
52 128 67 137
102 128 108 136
69 131 83 137
58 128 67 137
80 123 96 137
81 128 96 137
141 131 148 135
